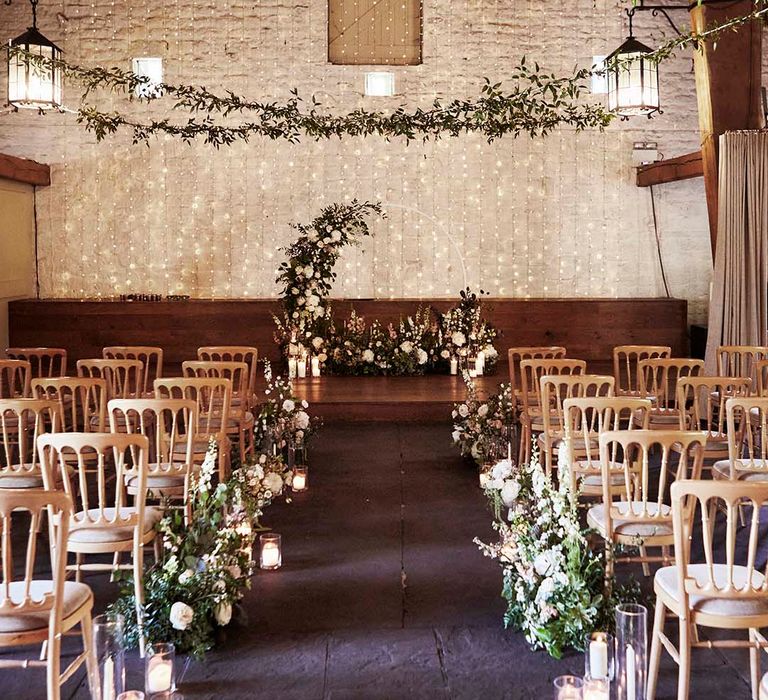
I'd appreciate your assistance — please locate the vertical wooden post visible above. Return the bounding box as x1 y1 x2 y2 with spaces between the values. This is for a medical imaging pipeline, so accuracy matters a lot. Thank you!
690 0 763 257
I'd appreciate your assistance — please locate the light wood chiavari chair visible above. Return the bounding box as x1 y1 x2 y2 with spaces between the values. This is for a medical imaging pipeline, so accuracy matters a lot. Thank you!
103 346 163 398
717 345 768 391
38 432 157 656
612 345 671 396
538 374 614 476
636 358 705 429
506 346 566 406
5 348 67 378
649 480 768 700
31 377 107 433
711 397 768 482
587 430 706 580
76 359 144 402
0 359 31 398
0 489 94 700
197 346 258 408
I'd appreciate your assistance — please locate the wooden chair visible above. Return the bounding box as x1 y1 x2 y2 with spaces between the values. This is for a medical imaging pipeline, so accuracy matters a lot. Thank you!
103 347 163 398
108 398 196 518
711 397 768 482
648 480 768 700
76 359 144 401
0 489 94 700
756 360 768 397
5 348 67 378
38 432 157 656
0 399 61 489
561 397 652 499
636 358 705 430
676 376 752 468
182 361 254 462
0 359 31 398
518 358 586 463
507 346 566 406
537 374 614 476
717 345 768 390
197 346 258 408
31 377 107 433
154 377 232 480
587 430 706 580
612 345 672 396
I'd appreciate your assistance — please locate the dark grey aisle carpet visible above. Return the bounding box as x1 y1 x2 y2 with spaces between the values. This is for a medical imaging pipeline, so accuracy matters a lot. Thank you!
4 424 756 699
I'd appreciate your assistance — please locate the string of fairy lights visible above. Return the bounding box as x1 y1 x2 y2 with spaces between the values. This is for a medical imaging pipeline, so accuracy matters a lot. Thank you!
3 0 711 315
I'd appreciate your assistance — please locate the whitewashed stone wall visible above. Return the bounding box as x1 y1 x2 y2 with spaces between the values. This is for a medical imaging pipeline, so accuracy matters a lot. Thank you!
1 0 762 324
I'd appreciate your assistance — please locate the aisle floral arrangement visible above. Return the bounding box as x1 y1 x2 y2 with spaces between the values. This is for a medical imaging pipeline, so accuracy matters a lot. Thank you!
110 365 314 657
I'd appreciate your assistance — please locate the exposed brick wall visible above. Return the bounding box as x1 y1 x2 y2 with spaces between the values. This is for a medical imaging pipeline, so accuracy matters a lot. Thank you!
1 1 763 325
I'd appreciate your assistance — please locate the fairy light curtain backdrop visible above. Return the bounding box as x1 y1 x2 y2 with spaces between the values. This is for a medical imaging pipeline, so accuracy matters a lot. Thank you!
0 0 720 323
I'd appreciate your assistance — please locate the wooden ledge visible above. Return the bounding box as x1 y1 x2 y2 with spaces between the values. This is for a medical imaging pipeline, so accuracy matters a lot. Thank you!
0 153 51 187
636 151 703 188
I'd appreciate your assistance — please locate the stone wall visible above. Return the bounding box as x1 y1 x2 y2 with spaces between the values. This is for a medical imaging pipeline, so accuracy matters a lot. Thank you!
1 0 763 324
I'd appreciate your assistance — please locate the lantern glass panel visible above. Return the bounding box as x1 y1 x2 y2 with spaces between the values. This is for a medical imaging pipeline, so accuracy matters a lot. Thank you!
8 36 62 109
607 43 659 117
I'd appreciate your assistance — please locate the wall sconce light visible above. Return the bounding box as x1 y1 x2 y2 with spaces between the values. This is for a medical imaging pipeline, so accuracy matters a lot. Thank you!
132 57 164 98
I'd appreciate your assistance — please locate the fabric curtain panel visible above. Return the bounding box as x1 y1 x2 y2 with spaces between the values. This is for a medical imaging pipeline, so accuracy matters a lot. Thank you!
705 130 768 373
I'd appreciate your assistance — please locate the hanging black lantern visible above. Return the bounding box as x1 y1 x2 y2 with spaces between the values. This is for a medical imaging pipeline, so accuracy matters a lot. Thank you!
606 35 660 118
7 0 62 110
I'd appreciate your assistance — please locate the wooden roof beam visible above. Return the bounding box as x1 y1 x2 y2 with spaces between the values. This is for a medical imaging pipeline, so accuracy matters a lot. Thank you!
636 150 703 187
0 153 51 187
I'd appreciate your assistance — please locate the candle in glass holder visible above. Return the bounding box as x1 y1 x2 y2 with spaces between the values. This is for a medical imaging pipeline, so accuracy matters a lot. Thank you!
145 643 175 697
260 533 282 570
553 675 583 699
585 632 613 681
292 466 308 492
583 678 609 700
476 350 485 376
468 356 478 378
450 357 458 375
311 357 321 377
297 358 307 378
288 357 297 379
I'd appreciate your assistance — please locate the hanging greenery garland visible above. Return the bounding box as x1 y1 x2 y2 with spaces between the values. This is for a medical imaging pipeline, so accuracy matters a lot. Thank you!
10 0 766 146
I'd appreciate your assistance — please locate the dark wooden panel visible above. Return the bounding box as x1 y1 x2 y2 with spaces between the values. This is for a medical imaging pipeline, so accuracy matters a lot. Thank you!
636 151 703 188
8 298 688 375
0 153 51 186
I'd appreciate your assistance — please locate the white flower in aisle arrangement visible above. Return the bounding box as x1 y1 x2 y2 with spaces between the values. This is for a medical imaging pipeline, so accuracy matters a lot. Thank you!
215 602 233 626
451 331 466 347
169 602 194 631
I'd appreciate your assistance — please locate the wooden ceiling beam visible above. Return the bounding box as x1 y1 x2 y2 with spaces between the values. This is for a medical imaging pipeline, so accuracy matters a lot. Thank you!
636 151 703 187
0 153 51 187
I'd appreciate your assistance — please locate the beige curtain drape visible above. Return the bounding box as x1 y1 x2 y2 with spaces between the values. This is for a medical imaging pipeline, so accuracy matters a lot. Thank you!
705 130 768 373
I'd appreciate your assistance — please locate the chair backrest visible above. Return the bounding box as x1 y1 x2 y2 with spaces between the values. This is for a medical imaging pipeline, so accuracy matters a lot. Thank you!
38 432 150 531
0 399 60 475
612 345 672 395
562 397 652 474
717 346 768 388
540 374 615 439
0 359 31 398
197 347 258 403
519 358 586 419
638 358 704 411
0 488 71 621
724 396 768 475
5 347 67 378
77 359 144 400
182 361 248 417
507 346 566 399
31 376 107 432
757 360 768 397
108 398 196 475
676 376 752 439
154 377 232 442
598 430 706 537
671 480 768 603
103 346 163 395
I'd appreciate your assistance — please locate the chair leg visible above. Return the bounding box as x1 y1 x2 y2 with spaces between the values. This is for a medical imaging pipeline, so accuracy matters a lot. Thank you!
111 551 121 581
75 553 83 583
81 609 97 697
750 628 761 700
46 626 62 700
639 546 651 577
647 600 666 700
678 617 692 700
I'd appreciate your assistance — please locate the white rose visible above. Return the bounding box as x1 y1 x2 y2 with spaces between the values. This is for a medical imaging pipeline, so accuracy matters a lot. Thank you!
484 345 498 358
477 404 489 417
331 230 342 241
500 479 521 506
282 399 295 413
400 341 413 354
215 601 233 626
178 569 194 585
451 331 466 347
492 459 513 481
263 472 284 494
362 349 375 363
458 404 469 418
416 349 428 365
440 349 450 359
169 601 194 631
294 410 310 430
536 576 556 603
304 265 314 278
534 550 556 577
312 337 324 350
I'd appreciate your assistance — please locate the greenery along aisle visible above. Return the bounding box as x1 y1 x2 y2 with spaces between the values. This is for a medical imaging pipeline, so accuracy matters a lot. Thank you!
110 363 318 658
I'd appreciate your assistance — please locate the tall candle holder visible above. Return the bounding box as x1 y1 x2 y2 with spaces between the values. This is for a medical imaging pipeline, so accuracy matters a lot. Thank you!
145 642 176 699
553 675 583 699
616 603 647 700
584 631 614 682
93 613 125 700
259 532 282 570
292 465 308 492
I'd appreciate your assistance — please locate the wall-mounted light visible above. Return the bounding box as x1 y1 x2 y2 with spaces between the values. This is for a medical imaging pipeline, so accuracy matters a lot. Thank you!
364 71 395 97
7 0 62 110
132 57 164 98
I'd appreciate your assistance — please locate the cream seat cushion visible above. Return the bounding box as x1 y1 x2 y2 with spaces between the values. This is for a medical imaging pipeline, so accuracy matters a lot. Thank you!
579 469 630 488
0 581 91 633
713 459 768 481
69 506 162 545
0 468 43 488
587 501 672 538
655 564 768 617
